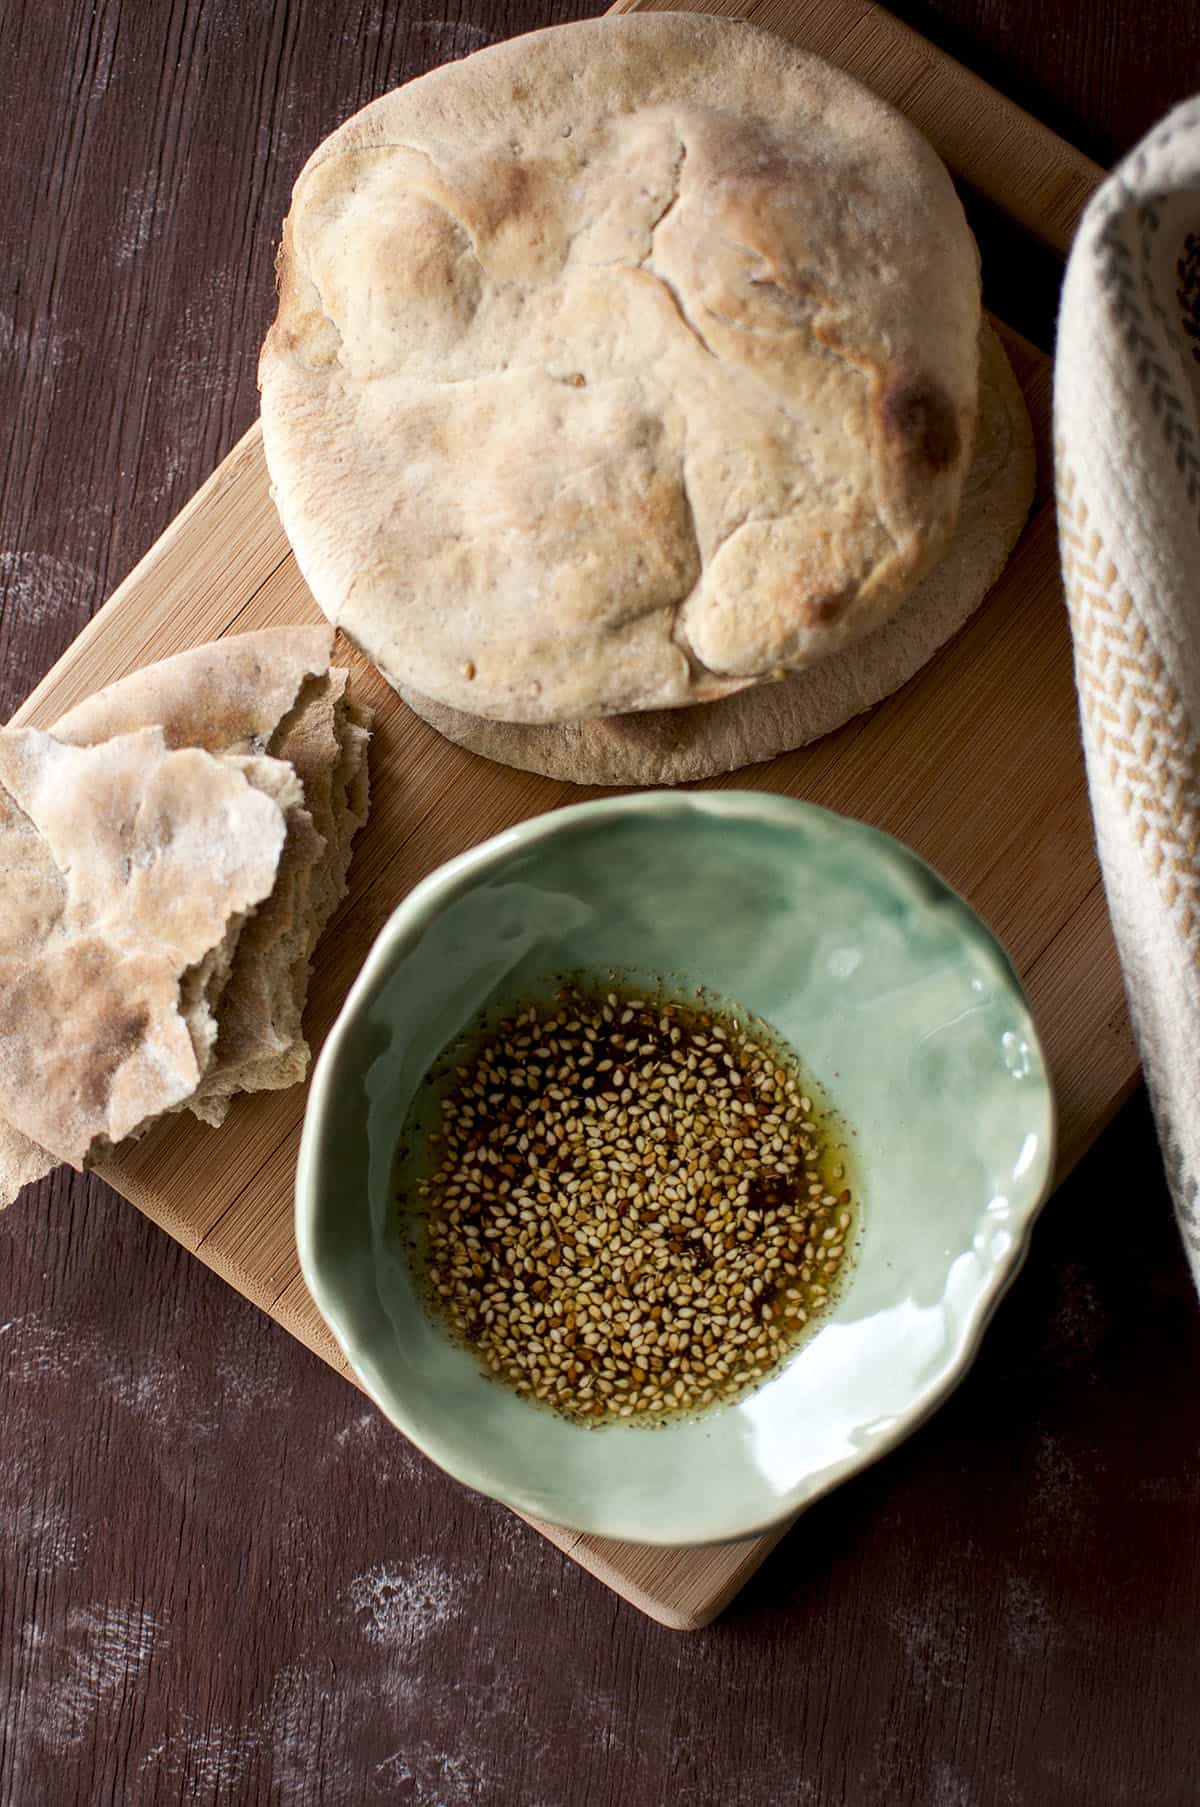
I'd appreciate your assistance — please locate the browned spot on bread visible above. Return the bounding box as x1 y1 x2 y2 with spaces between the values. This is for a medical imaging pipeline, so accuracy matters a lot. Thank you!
75 983 152 1117
881 377 961 472
267 214 343 373
471 156 534 236
802 587 856 627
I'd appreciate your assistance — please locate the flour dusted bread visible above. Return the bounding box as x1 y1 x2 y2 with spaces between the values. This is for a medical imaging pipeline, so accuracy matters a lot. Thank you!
260 13 981 726
0 627 371 1207
402 324 1035 783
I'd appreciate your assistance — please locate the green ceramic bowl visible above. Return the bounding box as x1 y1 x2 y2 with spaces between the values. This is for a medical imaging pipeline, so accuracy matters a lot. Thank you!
296 792 1055 1546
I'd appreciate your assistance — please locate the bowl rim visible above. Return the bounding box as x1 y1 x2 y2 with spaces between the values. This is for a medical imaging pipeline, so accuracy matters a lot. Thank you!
296 788 1058 1545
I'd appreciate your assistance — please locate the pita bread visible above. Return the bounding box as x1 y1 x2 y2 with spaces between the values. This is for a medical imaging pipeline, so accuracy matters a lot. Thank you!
47 628 369 1119
400 324 1035 784
187 752 322 1123
260 12 981 725
0 628 371 1205
0 727 291 1167
51 624 336 752
191 674 371 1120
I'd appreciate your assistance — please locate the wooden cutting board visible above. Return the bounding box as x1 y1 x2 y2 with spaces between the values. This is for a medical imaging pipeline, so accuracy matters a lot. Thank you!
9 0 1123 1630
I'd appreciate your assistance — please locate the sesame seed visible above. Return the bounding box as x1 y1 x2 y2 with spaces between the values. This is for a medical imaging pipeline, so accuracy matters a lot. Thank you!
405 985 855 1423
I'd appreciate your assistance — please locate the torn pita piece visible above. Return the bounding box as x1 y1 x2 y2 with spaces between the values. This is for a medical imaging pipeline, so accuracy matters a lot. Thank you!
0 626 371 1208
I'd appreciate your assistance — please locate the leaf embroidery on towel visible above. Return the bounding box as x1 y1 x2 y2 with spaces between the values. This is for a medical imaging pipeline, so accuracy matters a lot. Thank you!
1056 458 1200 949
1096 206 1200 505
1176 230 1200 365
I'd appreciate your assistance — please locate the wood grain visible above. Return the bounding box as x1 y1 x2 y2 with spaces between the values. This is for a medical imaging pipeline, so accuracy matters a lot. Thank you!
3 0 1200 1801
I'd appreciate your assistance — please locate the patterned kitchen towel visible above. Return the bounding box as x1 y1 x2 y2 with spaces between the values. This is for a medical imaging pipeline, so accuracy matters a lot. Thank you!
1056 97 1200 1286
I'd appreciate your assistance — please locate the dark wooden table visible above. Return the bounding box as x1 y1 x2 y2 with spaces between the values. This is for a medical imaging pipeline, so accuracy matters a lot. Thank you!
3 4 1200 1803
